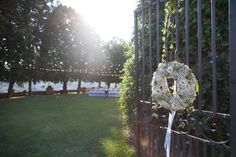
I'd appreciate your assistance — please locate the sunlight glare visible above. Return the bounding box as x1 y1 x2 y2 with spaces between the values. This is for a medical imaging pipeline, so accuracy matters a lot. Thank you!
62 0 137 42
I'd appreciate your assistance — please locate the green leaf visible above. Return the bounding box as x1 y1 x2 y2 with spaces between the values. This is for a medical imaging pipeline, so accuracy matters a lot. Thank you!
195 82 199 94
178 121 185 129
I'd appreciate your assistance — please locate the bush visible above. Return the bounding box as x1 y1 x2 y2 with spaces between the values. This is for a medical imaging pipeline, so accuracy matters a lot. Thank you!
119 45 136 132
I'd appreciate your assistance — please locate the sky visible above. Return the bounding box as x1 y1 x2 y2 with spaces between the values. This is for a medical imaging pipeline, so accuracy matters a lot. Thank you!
61 0 138 42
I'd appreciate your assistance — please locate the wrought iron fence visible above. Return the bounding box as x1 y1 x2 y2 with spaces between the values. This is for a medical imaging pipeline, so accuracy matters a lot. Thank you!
134 0 236 156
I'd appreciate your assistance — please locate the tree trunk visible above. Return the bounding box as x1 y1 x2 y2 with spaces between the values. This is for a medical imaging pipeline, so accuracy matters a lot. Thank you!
28 80 32 96
7 81 15 98
115 83 117 88
107 82 110 89
62 81 68 94
77 79 81 94
98 81 101 88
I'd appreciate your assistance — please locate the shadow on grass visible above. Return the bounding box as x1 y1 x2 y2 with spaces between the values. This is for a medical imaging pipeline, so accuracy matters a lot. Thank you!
0 95 134 157
100 127 135 157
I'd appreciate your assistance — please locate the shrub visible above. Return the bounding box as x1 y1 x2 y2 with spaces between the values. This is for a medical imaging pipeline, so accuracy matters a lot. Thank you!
119 45 136 132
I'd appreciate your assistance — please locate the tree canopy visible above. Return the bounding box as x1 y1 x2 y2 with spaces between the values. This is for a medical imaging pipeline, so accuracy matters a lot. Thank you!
0 0 127 97
0 0 54 96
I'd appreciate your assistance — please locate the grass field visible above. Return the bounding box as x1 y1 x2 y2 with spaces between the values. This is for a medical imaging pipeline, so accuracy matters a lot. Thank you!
0 94 134 157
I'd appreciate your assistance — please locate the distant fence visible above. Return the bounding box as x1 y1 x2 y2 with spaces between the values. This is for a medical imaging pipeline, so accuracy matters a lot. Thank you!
0 90 80 99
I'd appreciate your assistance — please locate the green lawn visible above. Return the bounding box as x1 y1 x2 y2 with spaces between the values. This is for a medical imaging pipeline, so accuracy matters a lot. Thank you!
0 94 134 157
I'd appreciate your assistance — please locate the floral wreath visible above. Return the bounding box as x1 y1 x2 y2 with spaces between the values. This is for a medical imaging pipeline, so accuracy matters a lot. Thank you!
151 61 198 111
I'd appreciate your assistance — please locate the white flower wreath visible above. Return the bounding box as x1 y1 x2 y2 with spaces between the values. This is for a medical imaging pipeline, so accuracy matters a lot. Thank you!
151 61 198 111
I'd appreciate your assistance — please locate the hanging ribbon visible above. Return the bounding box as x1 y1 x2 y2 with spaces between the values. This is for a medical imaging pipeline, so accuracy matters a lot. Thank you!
164 111 176 157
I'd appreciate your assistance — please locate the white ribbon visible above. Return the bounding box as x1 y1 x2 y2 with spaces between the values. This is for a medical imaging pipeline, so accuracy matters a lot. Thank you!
164 111 176 157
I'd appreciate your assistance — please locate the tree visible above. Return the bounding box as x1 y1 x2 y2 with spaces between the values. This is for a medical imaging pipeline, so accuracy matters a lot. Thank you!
22 0 53 96
103 38 127 88
75 22 102 91
0 0 53 97
39 5 84 93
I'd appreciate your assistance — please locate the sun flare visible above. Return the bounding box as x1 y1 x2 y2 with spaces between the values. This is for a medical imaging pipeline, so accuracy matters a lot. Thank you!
62 0 137 42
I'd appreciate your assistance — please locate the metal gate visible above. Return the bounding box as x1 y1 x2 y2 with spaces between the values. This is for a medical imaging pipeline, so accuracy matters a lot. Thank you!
134 0 236 157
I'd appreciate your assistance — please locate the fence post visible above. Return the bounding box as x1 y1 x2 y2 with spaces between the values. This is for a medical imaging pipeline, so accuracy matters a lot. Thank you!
229 0 236 156
134 10 141 157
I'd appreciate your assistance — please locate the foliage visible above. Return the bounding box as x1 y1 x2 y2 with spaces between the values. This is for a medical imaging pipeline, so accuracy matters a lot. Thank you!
103 38 128 87
0 1 124 96
161 0 178 61
179 0 229 113
0 0 53 96
104 38 127 71
132 0 230 143
135 0 229 113
38 5 83 92
119 45 136 129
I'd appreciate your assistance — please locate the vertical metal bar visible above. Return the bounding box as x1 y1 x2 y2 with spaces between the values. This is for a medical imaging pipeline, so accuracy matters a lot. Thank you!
156 0 160 64
211 143 216 157
145 125 148 157
220 145 225 157
134 11 139 114
140 125 144 157
171 133 174 157
185 0 189 65
175 0 179 60
141 0 145 101
159 128 164 157
176 134 180 156
146 3 152 156
149 1 153 103
141 1 146 155
203 142 207 157
150 126 154 157
182 134 186 157
229 0 236 156
152 129 156 157
211 0 217 114
197 0 203 111
134 11 141 157
195 140 200 157
148 3 152 155
149 2 152 73
188 138 192 157
148 125 151 157
155 127 159 157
